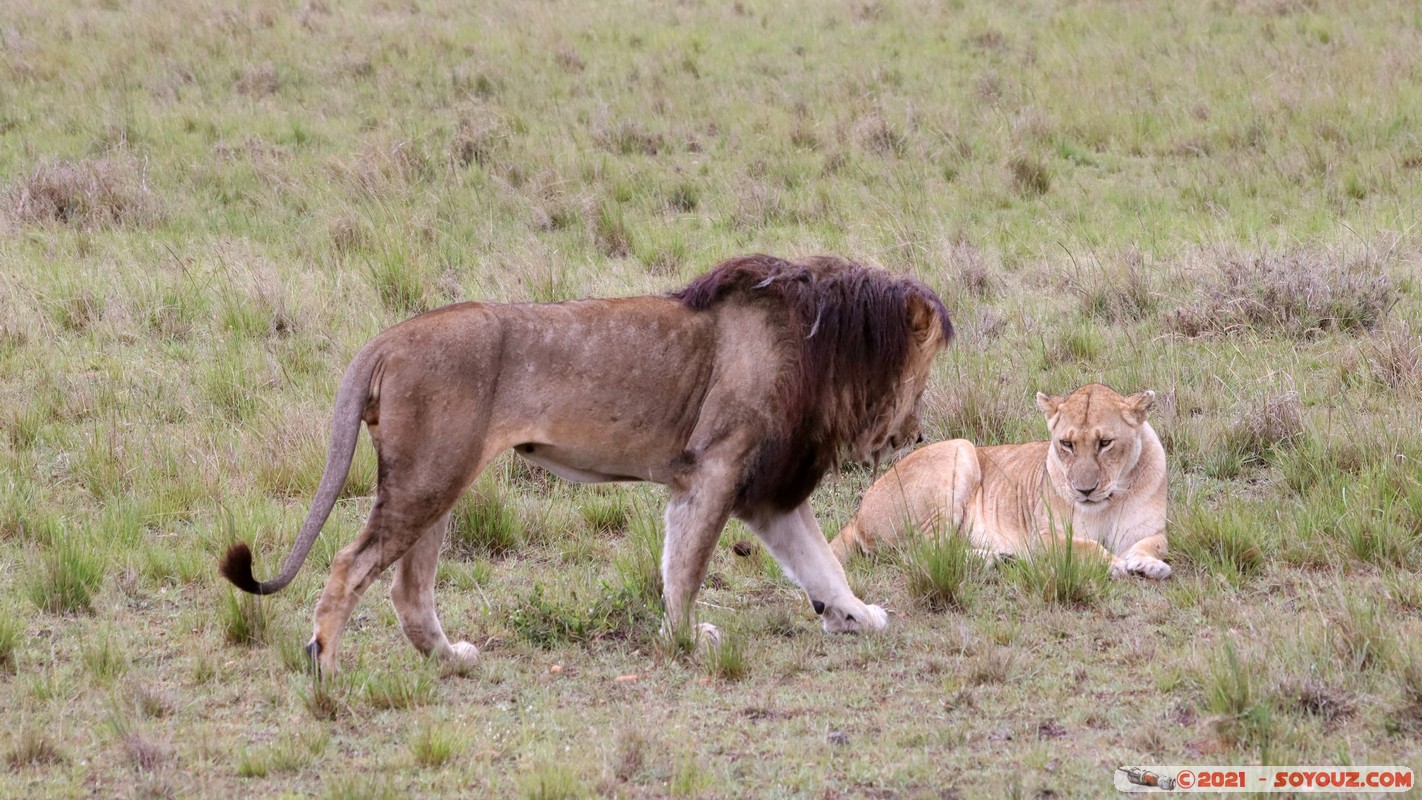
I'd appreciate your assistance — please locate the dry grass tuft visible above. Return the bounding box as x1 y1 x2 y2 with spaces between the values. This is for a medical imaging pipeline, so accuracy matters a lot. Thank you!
1008 154 1051 195
611 728 648 782
448 115 505 170
6 727 66 768
943 240 997 299
123 731 172 772
854 113 909 157
1362 324 1422 392
1073 248 1160 322
1166 248 1396 338
8 157 159 229
1277 677 1353 723
1226 390 1304 463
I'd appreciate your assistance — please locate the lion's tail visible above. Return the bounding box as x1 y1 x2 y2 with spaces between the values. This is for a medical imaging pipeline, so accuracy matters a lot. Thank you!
828 518 865 563
219 348 384 595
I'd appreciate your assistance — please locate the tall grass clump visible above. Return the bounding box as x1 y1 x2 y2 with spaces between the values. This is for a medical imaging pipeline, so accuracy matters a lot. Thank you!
1170 502 1266 582
1072 250 1159 323
9 156 160 229
1203 639 1274 754
1223 390 1304 467
1009 530 1109 607
614 508 664 606
363 668 436 710
520 763 585 800
579 490 630 534
703 632 749 682
27 538 105 614
1331 594 1393 672
220 591 270 647
1390 649 1422 734
410 724 461 768
366 246 430 316
82 633 128 684
1362 324 1422 392
0 612 19 675
450 489 525 558
5 726 66 768
901 523 978 611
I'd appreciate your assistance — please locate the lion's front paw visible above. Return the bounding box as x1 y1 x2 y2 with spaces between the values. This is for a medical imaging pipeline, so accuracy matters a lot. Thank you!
696 622 723 648
1109 557 1129 580
659 619 722 651
822 602 889 634
440 640 480 675
1124 556 1172 580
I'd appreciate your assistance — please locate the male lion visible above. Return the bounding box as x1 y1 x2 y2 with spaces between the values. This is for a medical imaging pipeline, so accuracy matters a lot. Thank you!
221 254 953 674
830 384 1170 579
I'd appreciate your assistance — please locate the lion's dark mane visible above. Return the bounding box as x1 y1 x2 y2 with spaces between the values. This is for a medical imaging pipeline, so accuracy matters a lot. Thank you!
671 254 953 513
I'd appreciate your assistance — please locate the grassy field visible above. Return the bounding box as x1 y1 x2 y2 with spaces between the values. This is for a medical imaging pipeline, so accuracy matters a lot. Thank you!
3 0 1422 797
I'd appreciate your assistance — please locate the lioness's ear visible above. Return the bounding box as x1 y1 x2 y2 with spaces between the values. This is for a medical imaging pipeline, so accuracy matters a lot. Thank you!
1123 390 1156 426
1036 392 1061 418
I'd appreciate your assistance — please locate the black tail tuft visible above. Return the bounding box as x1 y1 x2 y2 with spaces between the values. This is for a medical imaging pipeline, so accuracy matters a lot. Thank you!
219 543 268 595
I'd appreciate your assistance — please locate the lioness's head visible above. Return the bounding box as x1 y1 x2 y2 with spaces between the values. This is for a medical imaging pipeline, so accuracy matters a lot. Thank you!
1036 384 1156 507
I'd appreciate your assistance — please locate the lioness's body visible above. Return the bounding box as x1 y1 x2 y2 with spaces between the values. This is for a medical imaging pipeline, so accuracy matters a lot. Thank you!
221 256 952 674
831 384 1170 579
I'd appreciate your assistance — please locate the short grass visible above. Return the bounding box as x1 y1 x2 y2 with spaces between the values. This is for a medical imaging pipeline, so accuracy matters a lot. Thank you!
2 0 1422 797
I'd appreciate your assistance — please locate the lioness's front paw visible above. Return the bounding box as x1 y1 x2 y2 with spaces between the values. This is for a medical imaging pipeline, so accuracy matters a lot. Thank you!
1124 556 1172 580
822 602 889 634
1109 557 1129 580
973 548 1003 568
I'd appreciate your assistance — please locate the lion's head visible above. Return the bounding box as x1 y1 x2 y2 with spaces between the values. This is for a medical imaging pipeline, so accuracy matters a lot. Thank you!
673 254 952 513
1036 384 1157 507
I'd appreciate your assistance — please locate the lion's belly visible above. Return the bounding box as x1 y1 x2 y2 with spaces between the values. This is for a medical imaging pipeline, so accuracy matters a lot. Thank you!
513 443 650 484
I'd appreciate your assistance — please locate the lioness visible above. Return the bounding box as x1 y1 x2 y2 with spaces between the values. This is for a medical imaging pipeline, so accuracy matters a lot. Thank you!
221 255 953 674
830 384 1170 579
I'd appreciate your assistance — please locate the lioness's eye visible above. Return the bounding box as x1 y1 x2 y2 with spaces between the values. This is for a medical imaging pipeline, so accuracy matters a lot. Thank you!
1099 439 1113 450
1059 440 1073 452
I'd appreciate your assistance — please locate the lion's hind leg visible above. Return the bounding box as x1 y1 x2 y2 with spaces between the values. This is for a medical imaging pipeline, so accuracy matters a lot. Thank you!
309 424 495 676
390 512 479 672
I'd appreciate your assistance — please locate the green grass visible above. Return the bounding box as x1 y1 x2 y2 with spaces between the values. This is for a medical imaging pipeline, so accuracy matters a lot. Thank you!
450 487 525 557
1202 639 1274 756
702 632 750 682
26 538 105 615
1007 532 1110 607
900 524 979 611
219 590 270 647
2 0 1422 795
409 723 461 769
0 613 18 675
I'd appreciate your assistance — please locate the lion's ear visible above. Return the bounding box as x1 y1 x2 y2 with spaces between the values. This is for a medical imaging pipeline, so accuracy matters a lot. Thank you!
906 291 941 346
1035 392 1061 418
1123 390 1156 426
